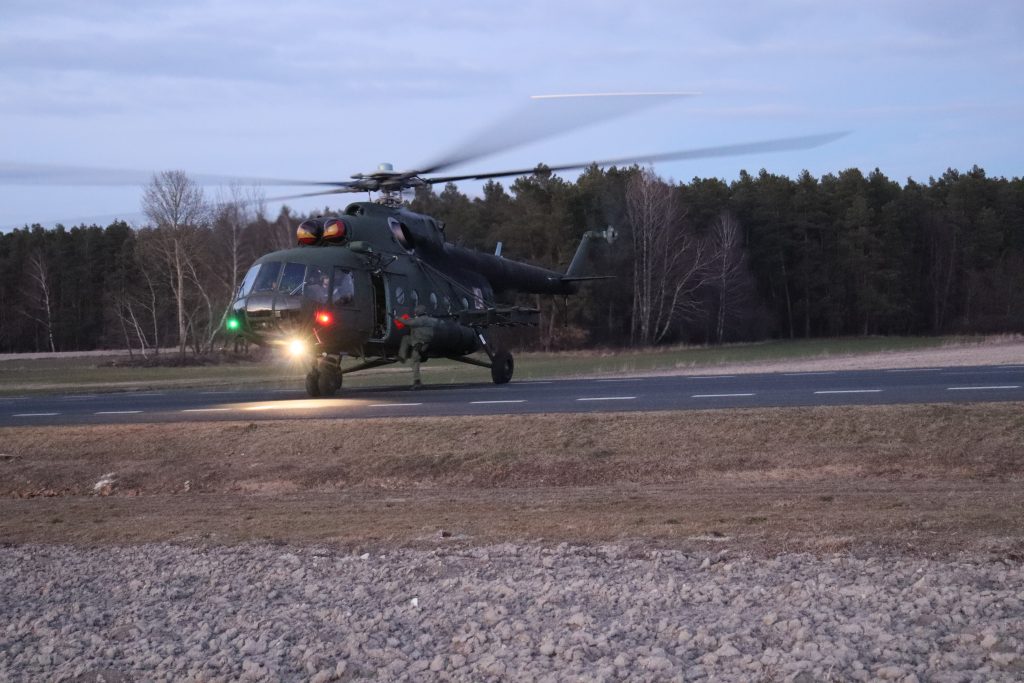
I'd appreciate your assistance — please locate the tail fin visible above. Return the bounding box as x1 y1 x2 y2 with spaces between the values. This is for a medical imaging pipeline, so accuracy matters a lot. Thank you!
564 226 618 278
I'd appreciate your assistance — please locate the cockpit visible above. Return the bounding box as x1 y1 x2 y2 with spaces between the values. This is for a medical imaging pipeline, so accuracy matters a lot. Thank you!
236 261 355 306
231 260 357 338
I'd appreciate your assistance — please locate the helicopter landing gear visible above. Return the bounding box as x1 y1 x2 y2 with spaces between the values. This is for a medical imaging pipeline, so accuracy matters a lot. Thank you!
477 328 514 384
490 349 514 384
448 328 515 384
305 370 320 398
317 369 342 397
308 355 343 397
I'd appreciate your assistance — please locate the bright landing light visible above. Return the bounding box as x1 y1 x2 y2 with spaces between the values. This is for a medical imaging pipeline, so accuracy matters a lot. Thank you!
287 338 307 357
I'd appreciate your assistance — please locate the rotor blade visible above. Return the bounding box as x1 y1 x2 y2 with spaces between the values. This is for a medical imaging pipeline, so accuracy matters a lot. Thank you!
0 161 344 188
409 92 700 177
424 131 849 184
262 186 364 203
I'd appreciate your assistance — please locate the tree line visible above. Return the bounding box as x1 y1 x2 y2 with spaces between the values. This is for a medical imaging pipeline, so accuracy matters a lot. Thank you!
1 165 1021 354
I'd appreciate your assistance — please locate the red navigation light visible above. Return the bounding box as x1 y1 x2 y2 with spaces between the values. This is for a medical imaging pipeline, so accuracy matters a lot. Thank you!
315 311 333 326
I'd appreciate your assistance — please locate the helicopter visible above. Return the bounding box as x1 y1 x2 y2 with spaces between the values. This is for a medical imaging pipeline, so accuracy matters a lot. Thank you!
1 95 844 395
227 182 618 396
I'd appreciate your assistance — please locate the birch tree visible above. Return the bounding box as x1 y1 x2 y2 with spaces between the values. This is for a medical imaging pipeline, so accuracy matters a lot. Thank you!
627 169 715 345
25 250 57 352
710 210 748 343
141 170 209 358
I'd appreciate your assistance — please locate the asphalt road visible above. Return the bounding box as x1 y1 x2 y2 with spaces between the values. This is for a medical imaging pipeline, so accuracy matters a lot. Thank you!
1 364 1022 428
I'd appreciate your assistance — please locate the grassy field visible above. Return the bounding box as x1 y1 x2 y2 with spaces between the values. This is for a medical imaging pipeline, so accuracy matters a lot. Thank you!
0 336 966 395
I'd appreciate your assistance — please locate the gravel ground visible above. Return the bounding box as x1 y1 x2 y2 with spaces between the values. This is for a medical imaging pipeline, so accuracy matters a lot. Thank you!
2 544 1023 682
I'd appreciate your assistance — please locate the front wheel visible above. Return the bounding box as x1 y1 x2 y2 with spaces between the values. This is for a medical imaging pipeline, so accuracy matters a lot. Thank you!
490 350 514 384
318 370 341 397
305 371 321 397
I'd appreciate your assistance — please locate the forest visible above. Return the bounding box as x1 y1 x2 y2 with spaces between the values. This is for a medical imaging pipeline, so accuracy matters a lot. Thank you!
1 164 1021 354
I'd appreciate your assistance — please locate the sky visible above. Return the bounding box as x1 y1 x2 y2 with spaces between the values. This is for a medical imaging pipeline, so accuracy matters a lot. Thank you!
1 0 1022 229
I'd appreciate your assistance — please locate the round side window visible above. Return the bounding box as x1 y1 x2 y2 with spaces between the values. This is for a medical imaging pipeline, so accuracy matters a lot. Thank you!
429 292 438 310
395 287 406 305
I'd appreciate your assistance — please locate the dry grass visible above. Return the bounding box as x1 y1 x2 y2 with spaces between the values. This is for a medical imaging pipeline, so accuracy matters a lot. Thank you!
3 403 1021 496
2 403 1023 555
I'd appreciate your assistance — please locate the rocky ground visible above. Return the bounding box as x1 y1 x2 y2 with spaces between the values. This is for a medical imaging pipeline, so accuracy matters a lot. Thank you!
2 543 1023 682
3 344 1022 681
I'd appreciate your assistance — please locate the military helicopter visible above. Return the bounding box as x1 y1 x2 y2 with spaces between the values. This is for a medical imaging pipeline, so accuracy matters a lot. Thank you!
227 181 618 396
1 95 844 395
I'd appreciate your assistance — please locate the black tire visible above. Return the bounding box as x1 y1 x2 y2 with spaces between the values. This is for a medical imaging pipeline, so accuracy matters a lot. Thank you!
305 371 321 397
490 350 514 384
317 370 341 397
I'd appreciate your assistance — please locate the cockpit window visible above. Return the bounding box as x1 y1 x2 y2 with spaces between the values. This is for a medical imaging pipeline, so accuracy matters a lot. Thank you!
252 261 282 292
302 265 329 304
238 263 261 298
279 262 306 296
332 267 355 306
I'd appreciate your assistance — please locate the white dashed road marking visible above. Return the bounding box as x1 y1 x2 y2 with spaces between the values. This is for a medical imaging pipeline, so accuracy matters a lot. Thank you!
946 385 1020 391
576 396 636 401
691 393 755 398
369 403 423 407
13 412 59 417
95 411 142 415
814 389 883 395
470 400 527 404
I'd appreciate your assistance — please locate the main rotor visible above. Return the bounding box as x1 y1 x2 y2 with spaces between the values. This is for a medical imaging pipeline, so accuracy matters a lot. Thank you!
346 163 425 207
0 93 848 220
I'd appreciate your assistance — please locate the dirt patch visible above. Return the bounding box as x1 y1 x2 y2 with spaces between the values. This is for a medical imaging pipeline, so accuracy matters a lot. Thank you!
1 403 1022 555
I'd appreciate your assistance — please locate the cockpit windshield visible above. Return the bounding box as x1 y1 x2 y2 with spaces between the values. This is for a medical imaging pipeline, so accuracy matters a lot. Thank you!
237 261 355 307
279 262 306 296
251 261 282 293
237 263 262 298
301 266 330 304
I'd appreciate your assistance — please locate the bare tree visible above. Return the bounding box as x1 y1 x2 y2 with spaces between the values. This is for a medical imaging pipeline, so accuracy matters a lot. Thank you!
208 185 265 346
23 250 57 352
213 185 264 296
710 210 748 343
627 169 715 345
112 287 151 356
142 170 210 358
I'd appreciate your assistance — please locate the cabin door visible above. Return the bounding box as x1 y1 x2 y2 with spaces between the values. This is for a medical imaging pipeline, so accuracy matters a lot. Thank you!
370 271 387 340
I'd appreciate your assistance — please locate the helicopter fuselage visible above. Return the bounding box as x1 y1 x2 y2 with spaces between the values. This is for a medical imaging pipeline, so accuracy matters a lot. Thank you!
229 201 577 365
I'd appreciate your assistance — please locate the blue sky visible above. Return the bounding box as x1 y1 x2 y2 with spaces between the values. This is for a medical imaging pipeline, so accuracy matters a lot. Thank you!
1 0 1022 228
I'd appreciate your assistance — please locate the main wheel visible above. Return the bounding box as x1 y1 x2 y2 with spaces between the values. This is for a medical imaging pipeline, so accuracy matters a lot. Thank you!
317 370 341 397
305 371 321 397
490 350 514 384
